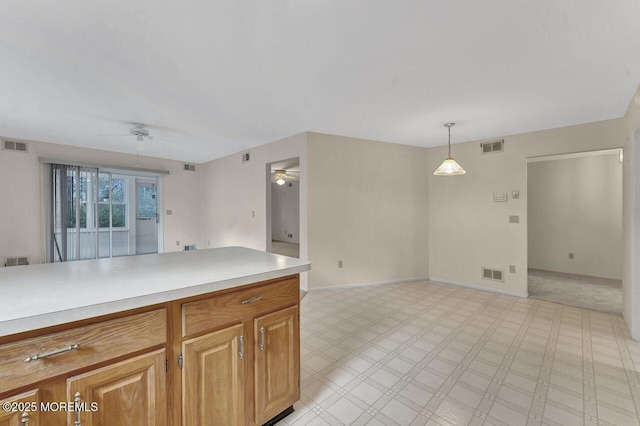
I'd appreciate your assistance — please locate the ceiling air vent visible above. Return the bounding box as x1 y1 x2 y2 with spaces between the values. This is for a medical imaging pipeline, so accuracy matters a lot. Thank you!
482 267 504 282
184 164 196 171
481 139 504 154
5 256 29 267
3 139 28 153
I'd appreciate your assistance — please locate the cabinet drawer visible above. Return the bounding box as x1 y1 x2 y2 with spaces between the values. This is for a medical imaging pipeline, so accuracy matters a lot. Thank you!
182 276 299 336
0 309 166 393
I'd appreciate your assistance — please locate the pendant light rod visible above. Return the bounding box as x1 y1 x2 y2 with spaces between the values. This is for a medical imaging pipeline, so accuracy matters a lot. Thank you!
444 122 455 157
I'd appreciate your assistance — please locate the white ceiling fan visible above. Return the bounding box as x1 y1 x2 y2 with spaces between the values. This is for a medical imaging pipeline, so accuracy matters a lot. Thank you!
272 169 299 185
101 122 175 166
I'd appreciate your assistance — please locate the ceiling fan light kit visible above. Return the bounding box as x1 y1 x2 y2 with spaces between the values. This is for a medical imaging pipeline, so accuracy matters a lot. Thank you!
433 122 466 176
274 169 287 185
129 123 150 141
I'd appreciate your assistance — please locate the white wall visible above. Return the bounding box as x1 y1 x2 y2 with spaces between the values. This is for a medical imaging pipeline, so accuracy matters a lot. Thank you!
0 139 203 265
271 181 300 244
528 154 622 279
428 118 625 297
307 133 429 289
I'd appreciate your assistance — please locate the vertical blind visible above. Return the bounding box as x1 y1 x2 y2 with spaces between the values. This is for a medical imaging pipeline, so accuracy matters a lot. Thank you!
50 164 100 262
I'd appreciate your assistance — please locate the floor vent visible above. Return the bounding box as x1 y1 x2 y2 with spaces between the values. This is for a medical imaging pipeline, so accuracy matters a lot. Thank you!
481 139 504 154
482 267 504 282
184 164 196 171
3 139 28 152
5 256 29 267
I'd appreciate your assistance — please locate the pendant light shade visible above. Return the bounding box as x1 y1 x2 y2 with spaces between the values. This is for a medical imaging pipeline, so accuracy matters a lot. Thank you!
434 123 466 176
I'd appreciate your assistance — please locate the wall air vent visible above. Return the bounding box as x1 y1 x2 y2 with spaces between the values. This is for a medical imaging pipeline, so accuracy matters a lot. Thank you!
5 256 29 267
3 139 28 153
241 152 250 162
481 139 504 154
482 267 504 282
184 164 196 171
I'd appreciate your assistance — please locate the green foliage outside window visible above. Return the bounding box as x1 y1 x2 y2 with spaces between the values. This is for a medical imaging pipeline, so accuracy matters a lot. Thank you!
65 176 127 228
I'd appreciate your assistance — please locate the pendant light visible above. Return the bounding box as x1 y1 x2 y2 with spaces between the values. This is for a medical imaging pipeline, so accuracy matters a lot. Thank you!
433 122 466 176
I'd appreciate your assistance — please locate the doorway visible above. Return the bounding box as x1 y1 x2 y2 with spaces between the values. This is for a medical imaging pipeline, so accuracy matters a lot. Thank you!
135 178 159 255
266 158 300 258
527 149 623 312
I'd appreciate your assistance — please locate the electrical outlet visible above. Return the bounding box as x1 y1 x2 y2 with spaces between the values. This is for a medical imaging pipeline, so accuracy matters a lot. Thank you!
569 253 574 259
176 240 180 246
338 260 343 268
509 265 516 274
166 209 172 215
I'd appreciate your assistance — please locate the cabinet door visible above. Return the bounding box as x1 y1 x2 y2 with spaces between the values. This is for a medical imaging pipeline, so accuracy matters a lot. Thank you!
182 324 244 426
254 305 299 424
0 390 39 425
67 349 166 426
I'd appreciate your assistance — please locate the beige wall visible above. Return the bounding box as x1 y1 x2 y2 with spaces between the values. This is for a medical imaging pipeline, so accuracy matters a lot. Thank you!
307 133 429 289
528 154 622 279
622 85 640 339
200 132 429 291
200 133 309 287
428 118 625 297
0 139 203 265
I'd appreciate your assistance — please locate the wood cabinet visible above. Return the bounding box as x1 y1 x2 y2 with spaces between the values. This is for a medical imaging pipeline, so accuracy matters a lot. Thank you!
182 324 245 426
178 275 300 426
66 349 166 426
0 389 39 425
254 306 299 425
0 309 166 426
0 274 301 426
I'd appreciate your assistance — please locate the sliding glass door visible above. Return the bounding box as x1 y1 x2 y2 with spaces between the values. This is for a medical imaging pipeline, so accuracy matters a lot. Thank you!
48 165 160 263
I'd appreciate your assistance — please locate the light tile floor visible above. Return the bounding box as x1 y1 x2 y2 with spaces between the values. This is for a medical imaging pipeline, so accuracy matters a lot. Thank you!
278 281 640 425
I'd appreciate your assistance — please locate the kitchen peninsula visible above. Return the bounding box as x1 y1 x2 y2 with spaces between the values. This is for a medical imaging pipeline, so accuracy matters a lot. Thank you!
0 247 310 425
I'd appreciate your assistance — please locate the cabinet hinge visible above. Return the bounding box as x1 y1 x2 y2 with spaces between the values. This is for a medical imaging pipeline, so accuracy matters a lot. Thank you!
178 352 183 369
165 358 169 373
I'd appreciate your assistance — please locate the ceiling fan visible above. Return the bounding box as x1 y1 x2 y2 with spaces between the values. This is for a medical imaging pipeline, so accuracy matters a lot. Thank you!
272 169 299 185
102 122 173 166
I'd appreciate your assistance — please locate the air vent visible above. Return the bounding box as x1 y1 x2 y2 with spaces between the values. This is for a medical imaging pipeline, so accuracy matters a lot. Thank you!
5 256 29 267
241 152 250 162
482 267 504 282
480 139 504 154
184 164 196 171
3 139 28 152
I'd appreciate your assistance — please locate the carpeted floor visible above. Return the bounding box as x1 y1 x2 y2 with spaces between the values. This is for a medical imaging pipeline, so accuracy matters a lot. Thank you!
528 269 622 313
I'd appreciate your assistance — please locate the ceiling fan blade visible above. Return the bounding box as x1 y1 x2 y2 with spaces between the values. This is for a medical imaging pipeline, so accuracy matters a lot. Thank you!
147 135 179 146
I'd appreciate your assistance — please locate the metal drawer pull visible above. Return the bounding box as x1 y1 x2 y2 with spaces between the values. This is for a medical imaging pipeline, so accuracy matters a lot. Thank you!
239 335 245 359
21 412 29 424
74 392 82 426
241 295 263 305
24 343 80 362
259 327 265 351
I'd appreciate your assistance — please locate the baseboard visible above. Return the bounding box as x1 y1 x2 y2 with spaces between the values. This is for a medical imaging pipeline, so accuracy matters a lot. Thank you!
309 277 429 292
429 277 529 299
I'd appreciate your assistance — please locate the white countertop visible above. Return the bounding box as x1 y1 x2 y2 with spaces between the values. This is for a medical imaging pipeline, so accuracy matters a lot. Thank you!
0 247 310 337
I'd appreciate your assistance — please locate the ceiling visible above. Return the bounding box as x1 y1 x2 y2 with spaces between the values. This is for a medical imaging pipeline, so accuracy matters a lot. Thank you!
0 1 638 163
